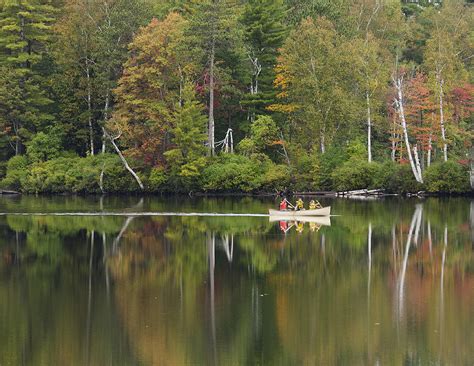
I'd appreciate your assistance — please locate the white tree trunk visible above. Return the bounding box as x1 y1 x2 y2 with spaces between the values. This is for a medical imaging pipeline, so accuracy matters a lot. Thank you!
438 77 448 162
86 59 94 156
427 134 432 167
391 114 398 162
471 147 474 189
248 54 262 123
102 91 110 154
208 40 215 156
413 145 423 183
320 127 326 154
366 92 372 163
393 76 423 183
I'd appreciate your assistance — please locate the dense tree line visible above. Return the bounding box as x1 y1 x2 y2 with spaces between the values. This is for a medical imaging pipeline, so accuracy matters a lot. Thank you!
0 0 473 193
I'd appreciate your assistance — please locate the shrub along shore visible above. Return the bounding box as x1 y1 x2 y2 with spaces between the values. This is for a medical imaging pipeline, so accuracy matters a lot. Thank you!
1 145 471 195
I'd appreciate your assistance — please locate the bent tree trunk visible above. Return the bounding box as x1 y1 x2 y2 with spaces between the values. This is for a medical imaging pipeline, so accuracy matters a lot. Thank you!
104 130 144 190
393 75 423 183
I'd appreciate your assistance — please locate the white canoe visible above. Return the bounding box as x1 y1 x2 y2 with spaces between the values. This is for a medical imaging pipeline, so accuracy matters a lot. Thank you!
268 206 331 217
269 215 331 226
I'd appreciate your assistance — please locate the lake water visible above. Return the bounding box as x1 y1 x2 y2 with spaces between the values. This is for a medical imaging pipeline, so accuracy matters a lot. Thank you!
0 196 473 365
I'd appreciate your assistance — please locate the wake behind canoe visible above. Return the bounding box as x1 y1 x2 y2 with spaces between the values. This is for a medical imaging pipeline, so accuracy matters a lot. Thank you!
268 206 331 217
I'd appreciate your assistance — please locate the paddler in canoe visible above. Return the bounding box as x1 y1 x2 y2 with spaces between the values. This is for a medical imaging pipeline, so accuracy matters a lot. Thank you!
295 198 305 211
309 199 322 209
279 197 294 211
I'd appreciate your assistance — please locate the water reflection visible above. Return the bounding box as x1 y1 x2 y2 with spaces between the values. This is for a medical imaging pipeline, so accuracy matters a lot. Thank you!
0 197 473 365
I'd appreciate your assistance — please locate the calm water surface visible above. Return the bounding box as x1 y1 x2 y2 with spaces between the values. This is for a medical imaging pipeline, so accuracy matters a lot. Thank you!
0 196 473 365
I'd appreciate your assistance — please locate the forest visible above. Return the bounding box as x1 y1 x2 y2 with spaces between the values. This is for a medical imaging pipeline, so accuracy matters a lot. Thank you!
0 0 473 194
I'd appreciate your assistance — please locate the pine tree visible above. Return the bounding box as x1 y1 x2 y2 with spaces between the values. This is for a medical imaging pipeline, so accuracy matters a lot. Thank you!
240 0 287 122
0 0 56 155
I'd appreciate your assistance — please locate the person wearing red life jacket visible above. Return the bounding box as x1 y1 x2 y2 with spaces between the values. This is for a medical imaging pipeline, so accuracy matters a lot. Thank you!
279 198 290 210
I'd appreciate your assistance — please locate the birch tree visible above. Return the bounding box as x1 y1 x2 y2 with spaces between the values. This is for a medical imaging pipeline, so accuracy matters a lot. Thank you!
55 0 149 156
423 0 471 162
55 0 99 156
350 0 404 162
352 35 388 162
271 17 358 154
392 67 423 183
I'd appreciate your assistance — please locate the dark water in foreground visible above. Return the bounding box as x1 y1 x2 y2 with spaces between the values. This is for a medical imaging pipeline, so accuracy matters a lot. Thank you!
0 196 473 366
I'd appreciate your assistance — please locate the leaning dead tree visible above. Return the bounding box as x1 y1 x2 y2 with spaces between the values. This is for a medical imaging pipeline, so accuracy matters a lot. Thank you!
103 128 144 190
215 128 234 153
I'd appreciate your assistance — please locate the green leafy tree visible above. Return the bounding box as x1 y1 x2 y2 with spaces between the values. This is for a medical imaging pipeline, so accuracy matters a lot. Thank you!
26 129 62 162
238 115 282 159
271 17 360 154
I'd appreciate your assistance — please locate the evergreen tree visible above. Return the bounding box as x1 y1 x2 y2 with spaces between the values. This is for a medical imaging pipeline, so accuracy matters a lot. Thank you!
0 0 57 155
284 0 350 29
240 0 287 122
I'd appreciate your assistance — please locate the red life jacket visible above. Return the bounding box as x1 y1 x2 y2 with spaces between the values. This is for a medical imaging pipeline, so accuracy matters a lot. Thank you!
279 200 288 210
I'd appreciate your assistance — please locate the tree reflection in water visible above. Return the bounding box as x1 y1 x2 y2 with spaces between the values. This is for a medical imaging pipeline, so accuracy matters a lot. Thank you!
0 197 473 365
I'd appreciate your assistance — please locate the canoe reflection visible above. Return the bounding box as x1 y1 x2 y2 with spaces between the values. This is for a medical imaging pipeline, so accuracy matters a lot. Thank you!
271 215 331 233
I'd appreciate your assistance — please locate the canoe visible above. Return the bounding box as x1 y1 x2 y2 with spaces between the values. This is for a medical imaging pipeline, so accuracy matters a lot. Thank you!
268 206 331 217
269 215 331 226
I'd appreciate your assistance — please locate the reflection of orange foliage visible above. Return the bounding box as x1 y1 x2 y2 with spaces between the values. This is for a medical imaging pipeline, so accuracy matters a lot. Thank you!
2 249 13 265
269 238 287 251
267 272 296 286
454 271 474 307
114 280 190 366
405 269 435 320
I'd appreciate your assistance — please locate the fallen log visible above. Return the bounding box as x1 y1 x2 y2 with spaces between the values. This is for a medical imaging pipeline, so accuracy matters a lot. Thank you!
293 191 337 197
0 189 20 195
337 188 385 197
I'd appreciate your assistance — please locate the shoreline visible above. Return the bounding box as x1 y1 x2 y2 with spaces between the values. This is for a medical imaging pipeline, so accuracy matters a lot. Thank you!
1 190 473 198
